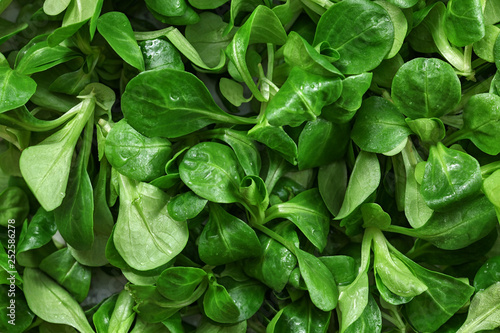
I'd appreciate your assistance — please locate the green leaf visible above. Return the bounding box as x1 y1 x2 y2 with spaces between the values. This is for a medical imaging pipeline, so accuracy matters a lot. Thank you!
201 128 261 176
122 69 255 138
296 248 338 311
456 282 500 333
17 208 56 253
390 194 497 250
284 31 343 77
226 5 287 101
105 119 172 182
397 253 475 332
335 151 381 220
265 189 330 251
19 98 95 211
39 248 91 303
269 297 331 333
244 222 299 292
108 290 135 333
318 160 347 217
344 295 382 333
167 191 207 221
0 18 28 45
322 73 373 123
391 58 461 119
247 119 298 165
420 142 482 210
372 230 427 298
157 267 207 301
198 203 261 266
219 277 266 321
15 38 80 75
114 174 188 271
314 0 394 74
444 0 485 47
474 256 500 291
140 38 184 71
185 12 235 68
483 169 500 221
266 67 342 127
145 0 187 17
351 96 412 154
23 268 94 333
97 12 145 71
93 294 118 333
179 142 244 203
0 67 37 113
338 272 370 333
203 278 240 324
0 186 29 227
460 93 500 155
473 25 500 63
43 0 71 16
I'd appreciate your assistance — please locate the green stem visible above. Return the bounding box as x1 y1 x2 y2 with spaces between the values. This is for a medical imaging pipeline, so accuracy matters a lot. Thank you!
134 27 175 41
481 161 500 177
252 223 297 256
384 225 416 238
442 128 471 146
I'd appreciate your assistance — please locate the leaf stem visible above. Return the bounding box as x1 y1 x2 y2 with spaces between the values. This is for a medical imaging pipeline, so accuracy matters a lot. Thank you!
251 223 297 256
134 27 175 41
442 128 470 146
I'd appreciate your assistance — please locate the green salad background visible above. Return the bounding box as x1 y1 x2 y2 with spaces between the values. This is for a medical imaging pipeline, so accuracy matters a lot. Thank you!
1 0 500 332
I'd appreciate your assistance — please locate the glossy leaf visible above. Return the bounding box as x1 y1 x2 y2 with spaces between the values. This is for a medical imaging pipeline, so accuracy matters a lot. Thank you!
105 119 172 182
203 279 240 324
0 67 37 113
474 256 500 291
185 12 234 68
157 267 207 301
270 297 331 333
0 186 28 227
108 290 135 333
198 203 261 266
344 295 382 333
179 142 244 203
391 58 461 119
219 277 266 321
351 96 412 154
335 151 381 220
114 174 188 271
97 12 145 71
420 143 482 210
284 31 343 77
460 93 500 155
17 208 56 253
202 128 261 176
140 38 184 71
456 282 500 333
122 69 254 138
265 189 330 251
244 222 299 292
39 248 91 303
225 5 287 101
444 0 485 47
266 67 342 128
19 97 95 211
389 194 497 250
314 0 394 74
296 248 338 311
318 160 347 217
23 268 94 333
167 191 207 221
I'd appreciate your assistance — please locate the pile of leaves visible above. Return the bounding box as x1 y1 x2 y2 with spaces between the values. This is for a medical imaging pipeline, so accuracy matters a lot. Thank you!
1 0 500 332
